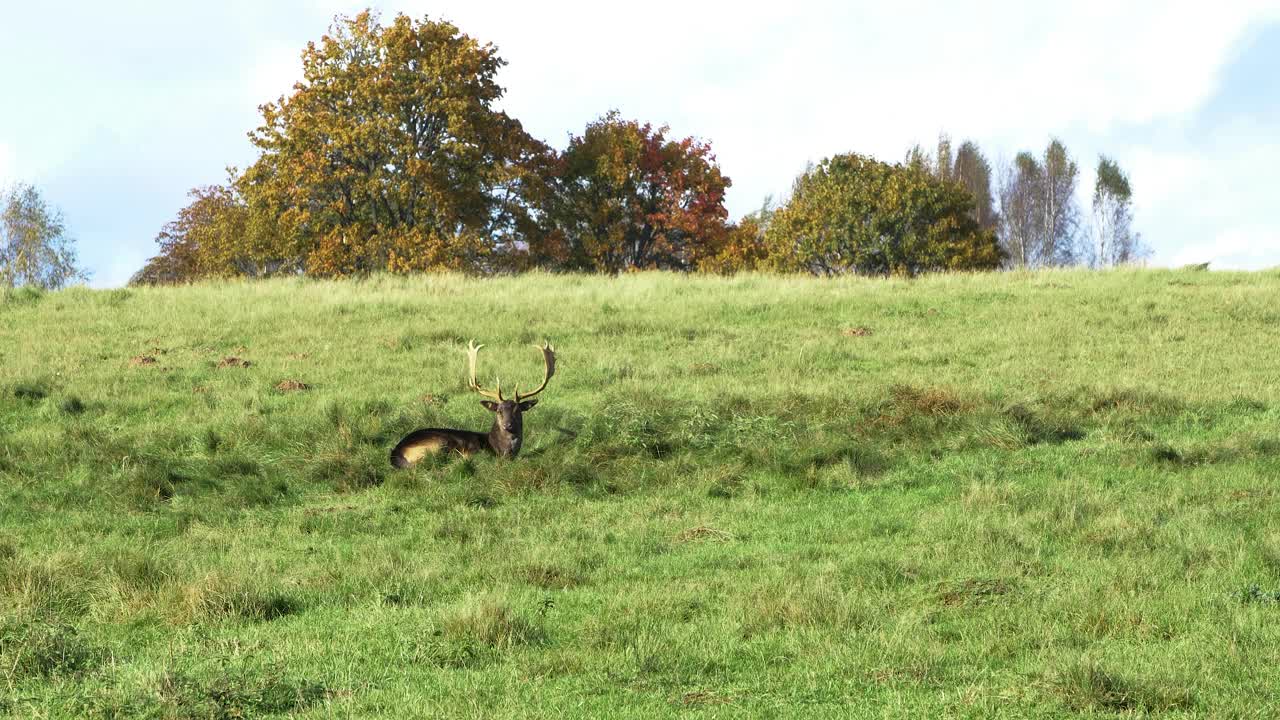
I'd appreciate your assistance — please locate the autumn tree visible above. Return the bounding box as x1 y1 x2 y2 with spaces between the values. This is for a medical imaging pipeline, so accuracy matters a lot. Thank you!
544 112 731 272
131 182 285 285
765 153 1003 276
239 10 546 277
1089 156 1146 267
1 183 86 290
698 197 775 274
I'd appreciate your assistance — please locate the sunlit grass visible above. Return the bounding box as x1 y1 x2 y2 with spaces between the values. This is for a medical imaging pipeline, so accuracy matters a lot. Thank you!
2 268 1279 717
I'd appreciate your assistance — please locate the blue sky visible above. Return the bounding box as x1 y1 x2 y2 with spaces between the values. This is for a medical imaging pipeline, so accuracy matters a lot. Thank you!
2 1 1278 286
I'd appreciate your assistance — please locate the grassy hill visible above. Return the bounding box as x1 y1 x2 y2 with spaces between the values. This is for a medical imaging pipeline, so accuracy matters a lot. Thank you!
2 269 1279 717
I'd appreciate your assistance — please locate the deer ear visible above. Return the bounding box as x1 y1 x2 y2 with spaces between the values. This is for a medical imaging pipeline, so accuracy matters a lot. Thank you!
480 400 499 412
518 399 538 412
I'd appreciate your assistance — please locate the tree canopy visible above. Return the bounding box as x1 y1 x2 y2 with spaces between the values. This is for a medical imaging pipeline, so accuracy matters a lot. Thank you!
130 12 1145 283
542 112 731 273
1090 155 1146 267
765 154 1003 276
239 10 546 277
2 184 86 290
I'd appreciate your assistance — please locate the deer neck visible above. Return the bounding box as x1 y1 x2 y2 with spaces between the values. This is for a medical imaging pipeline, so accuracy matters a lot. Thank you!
487 419 523 458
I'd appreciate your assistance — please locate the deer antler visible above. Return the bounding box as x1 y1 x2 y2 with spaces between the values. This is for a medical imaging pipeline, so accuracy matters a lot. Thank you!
515 341 556 402
466 340 503 401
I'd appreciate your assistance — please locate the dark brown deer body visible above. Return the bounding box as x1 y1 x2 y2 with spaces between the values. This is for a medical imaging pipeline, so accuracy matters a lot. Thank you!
390 341 555 468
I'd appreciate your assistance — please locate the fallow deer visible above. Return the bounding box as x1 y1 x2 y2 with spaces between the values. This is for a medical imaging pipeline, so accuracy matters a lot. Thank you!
390 340 556 468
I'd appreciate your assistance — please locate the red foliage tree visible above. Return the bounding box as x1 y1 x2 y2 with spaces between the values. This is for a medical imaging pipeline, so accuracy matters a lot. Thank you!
540 112 731 272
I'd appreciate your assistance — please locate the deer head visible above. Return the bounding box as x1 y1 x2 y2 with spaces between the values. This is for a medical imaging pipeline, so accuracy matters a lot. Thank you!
467 339 556 457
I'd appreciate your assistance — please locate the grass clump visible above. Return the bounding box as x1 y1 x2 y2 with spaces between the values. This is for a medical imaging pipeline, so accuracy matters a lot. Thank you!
175 574 301 624
1052 658 1196 713
0 620 101 681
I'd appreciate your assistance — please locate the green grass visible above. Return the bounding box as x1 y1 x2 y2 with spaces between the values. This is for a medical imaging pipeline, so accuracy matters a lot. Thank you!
1 269 1279 718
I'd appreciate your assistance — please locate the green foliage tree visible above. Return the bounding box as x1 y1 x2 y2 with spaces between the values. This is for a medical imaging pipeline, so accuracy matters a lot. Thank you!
544 112 732 272
765 154 1003 276
1 183 87 290
239 10 547 277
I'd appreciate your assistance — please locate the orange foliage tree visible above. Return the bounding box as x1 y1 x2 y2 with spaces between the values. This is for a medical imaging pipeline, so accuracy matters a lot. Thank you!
697 199 774 274
131 182 288 284
239 11 547 277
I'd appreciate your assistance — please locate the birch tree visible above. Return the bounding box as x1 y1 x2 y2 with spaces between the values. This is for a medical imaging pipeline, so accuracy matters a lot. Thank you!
1 184 87 290
1090 156 1146 267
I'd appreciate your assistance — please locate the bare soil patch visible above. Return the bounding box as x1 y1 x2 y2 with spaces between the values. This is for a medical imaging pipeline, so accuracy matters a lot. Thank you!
129 355 159 367
842 326 873 337
217 357 252 369
275 380 310 392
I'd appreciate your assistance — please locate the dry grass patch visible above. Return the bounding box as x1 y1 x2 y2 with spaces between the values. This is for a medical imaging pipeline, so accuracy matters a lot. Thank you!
442 597 544 650
171 573 300 624
674 526 734 543
679 690 733 707
936 578 1016 607
518 563 586 590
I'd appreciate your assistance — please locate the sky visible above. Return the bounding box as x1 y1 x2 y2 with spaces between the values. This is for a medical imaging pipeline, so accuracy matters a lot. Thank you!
2 0 1279 287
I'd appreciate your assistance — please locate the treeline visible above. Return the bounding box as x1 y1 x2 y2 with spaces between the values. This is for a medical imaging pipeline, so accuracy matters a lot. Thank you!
131 11 1144 285
905 136 1145 270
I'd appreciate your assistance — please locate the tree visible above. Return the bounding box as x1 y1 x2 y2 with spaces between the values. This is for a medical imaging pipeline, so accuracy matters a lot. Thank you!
1 183 86 290
907 135 997 233
997 152 1043 269
1089 156 1146 267
698 197 775 274
952 141 998 232
997 139 1081 268
545 112 731 272
239 10 546 277
131 181 285 285
1041 139 1081 266
765 153 1003 276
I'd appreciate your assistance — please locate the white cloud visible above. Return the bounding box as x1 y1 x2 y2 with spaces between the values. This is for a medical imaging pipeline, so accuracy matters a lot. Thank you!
7 0 1280 283
1171 227 1280 270
329 0 1279 218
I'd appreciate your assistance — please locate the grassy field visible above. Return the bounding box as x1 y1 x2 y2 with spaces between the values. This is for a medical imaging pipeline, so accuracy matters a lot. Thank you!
2 269 1279 718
